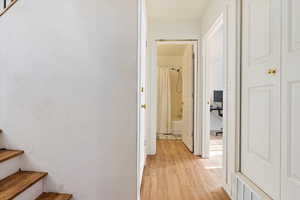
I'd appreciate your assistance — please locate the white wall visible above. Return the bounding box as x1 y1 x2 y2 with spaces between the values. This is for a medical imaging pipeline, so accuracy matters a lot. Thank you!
149 19 202 37
0 0 138 199
200 0 225 35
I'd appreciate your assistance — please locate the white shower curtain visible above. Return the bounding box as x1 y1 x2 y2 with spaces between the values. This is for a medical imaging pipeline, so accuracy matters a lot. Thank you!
157 68 172 134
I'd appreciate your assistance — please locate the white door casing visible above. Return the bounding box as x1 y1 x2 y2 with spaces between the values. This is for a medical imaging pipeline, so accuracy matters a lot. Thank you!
282 0 300 199
182 45 194 152
138 0 147 190
149 39 201 156
202 36 211 158
241 0 281 199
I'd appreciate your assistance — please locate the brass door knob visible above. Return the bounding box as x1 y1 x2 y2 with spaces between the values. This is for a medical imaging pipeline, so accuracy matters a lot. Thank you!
141 104 146 109
268 68 277 75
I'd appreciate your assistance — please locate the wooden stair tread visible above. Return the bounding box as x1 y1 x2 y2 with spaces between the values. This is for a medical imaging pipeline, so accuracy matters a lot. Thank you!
0 171 48 200
0 149 24 163
36 193 72 200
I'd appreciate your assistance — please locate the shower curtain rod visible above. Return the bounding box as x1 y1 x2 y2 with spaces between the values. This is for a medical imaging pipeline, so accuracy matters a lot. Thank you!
159 65 181 71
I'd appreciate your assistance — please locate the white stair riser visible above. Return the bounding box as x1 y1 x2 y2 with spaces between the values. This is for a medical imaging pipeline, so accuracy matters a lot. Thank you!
0 157 21 180
14 179 44 200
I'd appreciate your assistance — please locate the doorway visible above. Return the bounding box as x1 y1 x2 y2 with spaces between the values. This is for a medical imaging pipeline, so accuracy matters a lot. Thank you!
202 15 225 174
151 40 200 154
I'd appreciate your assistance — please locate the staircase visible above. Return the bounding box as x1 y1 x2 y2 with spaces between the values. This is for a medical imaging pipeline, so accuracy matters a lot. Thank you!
0 0 75 197
0 2 75 197
0 137 73 199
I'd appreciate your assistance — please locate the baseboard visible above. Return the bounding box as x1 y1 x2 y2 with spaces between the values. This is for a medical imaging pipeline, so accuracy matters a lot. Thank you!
222 181 232 199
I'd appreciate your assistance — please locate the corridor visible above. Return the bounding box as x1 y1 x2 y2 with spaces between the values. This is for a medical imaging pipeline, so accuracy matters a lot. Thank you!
141 140 230 200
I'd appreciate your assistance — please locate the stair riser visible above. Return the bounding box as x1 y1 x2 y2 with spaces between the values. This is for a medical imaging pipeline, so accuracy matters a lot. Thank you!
0 157 21 180
14 179 44 200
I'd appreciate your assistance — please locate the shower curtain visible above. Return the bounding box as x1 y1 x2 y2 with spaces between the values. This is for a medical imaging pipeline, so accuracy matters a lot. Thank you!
157 68 172 134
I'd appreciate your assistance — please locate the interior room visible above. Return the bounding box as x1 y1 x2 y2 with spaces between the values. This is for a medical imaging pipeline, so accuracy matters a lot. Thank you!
156 43 190 142
209 89 224 170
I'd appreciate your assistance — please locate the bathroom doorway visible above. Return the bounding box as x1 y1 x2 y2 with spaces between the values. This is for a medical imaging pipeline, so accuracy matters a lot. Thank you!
151 40 200 154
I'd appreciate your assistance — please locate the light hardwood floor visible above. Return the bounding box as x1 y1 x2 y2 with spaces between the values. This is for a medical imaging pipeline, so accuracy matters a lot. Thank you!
141 139 230 200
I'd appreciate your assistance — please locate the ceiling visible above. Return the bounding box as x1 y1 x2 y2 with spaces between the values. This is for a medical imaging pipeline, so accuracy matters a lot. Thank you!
147 0 210 21
157 44 189 56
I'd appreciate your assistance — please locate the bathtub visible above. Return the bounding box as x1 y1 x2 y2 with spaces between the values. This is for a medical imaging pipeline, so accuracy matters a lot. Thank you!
172 119 183 136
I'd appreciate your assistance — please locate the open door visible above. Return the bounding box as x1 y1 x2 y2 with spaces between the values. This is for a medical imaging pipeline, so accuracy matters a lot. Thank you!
202 16 224 159
138 0 147 189
182 45 194 152
202 51 211 158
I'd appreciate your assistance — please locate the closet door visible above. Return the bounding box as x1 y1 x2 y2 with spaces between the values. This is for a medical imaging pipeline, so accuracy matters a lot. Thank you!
241 0 281 199
282 0 300 199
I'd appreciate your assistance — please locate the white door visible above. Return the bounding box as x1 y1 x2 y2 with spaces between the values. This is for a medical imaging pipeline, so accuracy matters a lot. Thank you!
182 45 194 152
138 0 147 187
203 19 224 158
281 0 300 199
241 0 281 199
203 37 211 158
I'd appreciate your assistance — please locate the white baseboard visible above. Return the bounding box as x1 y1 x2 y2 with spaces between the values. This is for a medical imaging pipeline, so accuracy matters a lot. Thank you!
222 182 232 199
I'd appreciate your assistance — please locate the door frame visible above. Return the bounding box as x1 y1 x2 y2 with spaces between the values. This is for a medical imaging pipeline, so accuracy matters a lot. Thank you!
201 14 225 159
137 0 147 199
149 38 202 156
201 13 229 188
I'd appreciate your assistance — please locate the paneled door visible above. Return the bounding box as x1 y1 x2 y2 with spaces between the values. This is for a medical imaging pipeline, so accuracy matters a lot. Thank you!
182 45 195 152
281 0 300 199
241 0 281 199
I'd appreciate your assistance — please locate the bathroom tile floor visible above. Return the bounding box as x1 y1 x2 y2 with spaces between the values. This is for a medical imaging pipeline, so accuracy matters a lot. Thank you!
141 138 229 200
